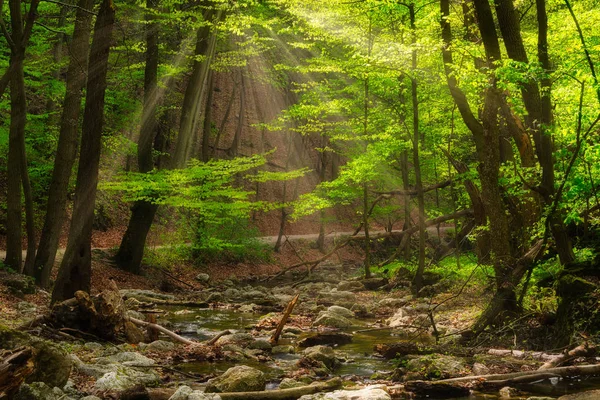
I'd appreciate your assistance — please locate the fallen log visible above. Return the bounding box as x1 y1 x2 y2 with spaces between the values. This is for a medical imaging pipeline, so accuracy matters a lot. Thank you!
538 343 596 370
0 347 34 399
147 378 342 400
392 364 600 398
488 348 562 362
218 378 342 400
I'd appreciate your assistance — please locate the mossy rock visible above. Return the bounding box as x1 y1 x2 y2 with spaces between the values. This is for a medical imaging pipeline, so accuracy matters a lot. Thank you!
0 325 72 388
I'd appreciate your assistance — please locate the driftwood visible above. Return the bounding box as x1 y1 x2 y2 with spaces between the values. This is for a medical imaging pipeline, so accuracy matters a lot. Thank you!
395 364 600 398
0 347 34 399
127 316 198 346
488 348 562 362
538 343 596 370
270 294 299 345
147 378 342 400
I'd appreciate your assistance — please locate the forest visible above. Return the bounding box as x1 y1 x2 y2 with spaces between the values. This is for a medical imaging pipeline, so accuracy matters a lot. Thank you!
2 0 600 398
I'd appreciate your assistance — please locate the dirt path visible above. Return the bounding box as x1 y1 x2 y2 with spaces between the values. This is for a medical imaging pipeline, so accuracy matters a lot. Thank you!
0 226 451 260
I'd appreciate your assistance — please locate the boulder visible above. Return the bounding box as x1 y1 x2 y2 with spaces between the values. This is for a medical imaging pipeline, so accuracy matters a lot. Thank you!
195 273 210 284
0 326 73 389
499 386 520 398
14 382 73 400
313 312 352 329
472 362 490 375
215 333 255 347
168 386 221 400
405 354 467 379
94 368 160 391
205 365 266 393
272 345 295 354
3 273 36 296
98 351 155 366
303 346 338 370
298 385 391 400
327 305 354 319
146 340 176 352
337 281 365 292
248 339 272 351
298 332 352 348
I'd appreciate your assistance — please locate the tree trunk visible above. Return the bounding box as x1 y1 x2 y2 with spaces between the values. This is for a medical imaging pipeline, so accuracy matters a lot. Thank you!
171 4 219 168
228 71 245 157
201 69 214 162
408 4 426 294
116 0 161 274
34 0 95 288
52 0 115 303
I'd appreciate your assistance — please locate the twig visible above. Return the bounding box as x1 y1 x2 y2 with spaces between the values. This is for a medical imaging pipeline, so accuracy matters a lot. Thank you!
207 330 231 346
270 294 300 344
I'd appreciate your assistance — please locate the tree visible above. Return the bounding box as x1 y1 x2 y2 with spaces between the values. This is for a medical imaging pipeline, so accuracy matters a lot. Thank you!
52 0 115 303
33 0 95 288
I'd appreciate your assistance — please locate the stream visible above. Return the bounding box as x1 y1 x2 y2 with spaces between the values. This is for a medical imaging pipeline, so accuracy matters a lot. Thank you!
161 306 600 399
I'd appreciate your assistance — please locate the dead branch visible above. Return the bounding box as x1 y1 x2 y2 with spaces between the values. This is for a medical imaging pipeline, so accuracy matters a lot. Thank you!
127 316 198 346
375 179 452 196
538 343 596 370
270 294 300 345
207 330 231 346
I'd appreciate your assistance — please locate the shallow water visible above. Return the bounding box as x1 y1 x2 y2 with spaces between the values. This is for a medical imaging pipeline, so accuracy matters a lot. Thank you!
162 306 600 399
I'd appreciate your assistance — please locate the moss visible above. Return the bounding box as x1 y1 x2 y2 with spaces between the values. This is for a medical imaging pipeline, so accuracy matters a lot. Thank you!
557 274 597 298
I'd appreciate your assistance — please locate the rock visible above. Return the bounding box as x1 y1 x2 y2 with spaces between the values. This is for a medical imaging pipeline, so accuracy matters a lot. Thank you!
169 386 193 400
81 397 103 400
99 351 155 366
120 289 176 302
205 365 266 393
313 312 352 329
26 340 72 388
272 345 295 354
378 298 408 308
279 378 304 389
361 277 389 290
526 397 555 400
387 308 407 327
558 390 600 400
405 354 467 379
238 304 256 313
298 385 391 400
248 339 272 351
206 293 224 303
499 386 520 398
298 332 352 348
283 326 303 334
327 305 354 318
146 340 175 352
3 273 36 296
195 273 210 283
94 368 160 391
319 290 356 305
126 309 146 321
351 303 370 317
337 281 365 292
303 346 338 370
83 342 104 351
472 362 490 375
14 382 72 400
216 333 255 347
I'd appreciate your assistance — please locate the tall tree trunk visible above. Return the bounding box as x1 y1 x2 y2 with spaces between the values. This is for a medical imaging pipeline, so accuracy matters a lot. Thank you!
52 0 115 303
408 4 426 294
201 70 214 162
171 4 219 168
34 0 95 288
228 71 245 157
115 0 161 274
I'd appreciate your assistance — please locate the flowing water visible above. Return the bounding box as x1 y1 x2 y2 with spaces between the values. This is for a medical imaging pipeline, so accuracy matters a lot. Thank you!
162 306 600 399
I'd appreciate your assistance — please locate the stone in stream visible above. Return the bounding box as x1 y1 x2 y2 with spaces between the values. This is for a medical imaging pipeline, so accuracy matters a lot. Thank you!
215 332 255 347
120 289 176 302
272 345 295 354
327 305 354 318
404 354 467 380
313 312 352 329
298 385 391 400
146 339 176 352
279 378 305 389
499 386 520 398
378 297 409 308
298 332 353 347
205 365 266 393
302 345 339 370
94 368 160 391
